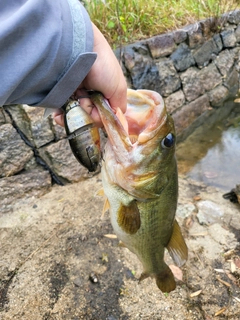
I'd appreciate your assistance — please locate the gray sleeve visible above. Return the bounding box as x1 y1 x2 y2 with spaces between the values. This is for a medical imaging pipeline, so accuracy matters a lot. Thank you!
0 0 97 109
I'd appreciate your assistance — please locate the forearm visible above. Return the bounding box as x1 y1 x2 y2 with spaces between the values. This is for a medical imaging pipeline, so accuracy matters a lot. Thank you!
0 0 96 109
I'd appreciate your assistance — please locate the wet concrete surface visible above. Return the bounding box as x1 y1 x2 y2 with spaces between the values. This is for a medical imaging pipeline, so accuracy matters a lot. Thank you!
0 174 240 319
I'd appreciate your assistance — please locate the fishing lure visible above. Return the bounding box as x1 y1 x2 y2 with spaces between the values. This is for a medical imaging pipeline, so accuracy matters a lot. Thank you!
63 99 101 172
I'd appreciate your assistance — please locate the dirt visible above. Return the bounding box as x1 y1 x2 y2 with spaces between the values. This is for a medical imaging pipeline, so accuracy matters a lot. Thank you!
0 173 240 320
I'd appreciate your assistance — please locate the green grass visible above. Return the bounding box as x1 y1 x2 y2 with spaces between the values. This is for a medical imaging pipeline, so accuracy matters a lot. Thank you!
83 0 240 47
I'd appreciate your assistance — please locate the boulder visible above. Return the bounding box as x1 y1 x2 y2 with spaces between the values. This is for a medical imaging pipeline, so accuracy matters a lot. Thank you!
0 124 33 178
157 59 181 96
0 169 51 213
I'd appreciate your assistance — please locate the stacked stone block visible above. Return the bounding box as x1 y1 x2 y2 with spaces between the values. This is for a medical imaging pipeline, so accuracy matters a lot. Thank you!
1 11 240 208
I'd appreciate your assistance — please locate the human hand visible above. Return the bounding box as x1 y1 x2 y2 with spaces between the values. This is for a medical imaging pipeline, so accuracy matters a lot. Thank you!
54 23 127 127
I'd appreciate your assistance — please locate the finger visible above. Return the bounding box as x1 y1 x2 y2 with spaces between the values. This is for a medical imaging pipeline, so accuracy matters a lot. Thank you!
75 94 103 127
108 78 127 114
53 112 64 127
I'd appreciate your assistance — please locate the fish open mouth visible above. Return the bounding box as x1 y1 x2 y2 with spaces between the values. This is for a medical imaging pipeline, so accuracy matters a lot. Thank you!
121 89 168 145
90 89 169 150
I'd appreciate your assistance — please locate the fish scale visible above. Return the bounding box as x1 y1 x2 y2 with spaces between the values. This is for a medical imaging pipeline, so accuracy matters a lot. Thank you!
92 89 188 293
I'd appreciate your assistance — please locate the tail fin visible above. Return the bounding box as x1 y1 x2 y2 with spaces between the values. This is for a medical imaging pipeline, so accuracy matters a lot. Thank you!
139 266 176 293
155 266 176 293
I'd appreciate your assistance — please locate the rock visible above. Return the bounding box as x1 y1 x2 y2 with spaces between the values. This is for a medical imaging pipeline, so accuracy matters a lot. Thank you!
208 85 229 107
173 94 210 134
186 23 204 49
0 124 33 177
132 60 159 91
198 63 222 92
213 34 223 52
131 43 150 55
196 200 224 225
223 68 239 95
146 33 176 58
0 107 11 125
39 139 89 184
164 90 185 114
176 202 196 219
172 29 187 44
0 169 51 213
221 29 237 48
180 67 205 102
123 43 151 70
73 277 83 287
170 43 195 71
24 157 39 171
123 46 160 91
156 59 181 96
5 105 54 148
235 25 240 42
22 105 54 148
0 108 4 125
227 10 240 24
193 39 219 68
4 104 33 144
215 49 236 77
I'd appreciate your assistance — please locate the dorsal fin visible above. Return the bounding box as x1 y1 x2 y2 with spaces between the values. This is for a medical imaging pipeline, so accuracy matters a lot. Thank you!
166 220 188 267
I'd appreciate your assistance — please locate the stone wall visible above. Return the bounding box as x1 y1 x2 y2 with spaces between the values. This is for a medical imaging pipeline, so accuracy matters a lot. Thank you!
1 11 240 211
118 10 240 140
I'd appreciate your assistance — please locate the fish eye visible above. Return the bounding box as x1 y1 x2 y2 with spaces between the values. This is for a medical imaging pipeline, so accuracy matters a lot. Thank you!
161 133 175 148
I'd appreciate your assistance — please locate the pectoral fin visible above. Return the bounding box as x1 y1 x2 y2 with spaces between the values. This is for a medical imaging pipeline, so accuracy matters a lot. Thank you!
96 188 105 196
167 220 188 267
117 200 141 234
96 189 110 219
118 240 127 248
101 198 110 219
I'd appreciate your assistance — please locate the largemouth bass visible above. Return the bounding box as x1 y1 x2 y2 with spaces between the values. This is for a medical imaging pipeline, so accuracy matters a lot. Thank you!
91 89 188 293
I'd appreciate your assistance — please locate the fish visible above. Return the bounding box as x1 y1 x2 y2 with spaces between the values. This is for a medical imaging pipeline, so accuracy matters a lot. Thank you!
91 89 188 293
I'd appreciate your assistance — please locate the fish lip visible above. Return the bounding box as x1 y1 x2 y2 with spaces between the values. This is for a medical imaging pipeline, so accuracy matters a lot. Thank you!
90 92 132 162
90 89 170 159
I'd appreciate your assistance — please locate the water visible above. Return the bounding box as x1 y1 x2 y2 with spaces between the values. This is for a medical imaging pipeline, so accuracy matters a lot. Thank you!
176 100 240 191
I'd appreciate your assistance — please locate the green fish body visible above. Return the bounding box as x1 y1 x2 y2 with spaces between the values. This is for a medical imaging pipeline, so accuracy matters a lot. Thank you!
92 89 188 293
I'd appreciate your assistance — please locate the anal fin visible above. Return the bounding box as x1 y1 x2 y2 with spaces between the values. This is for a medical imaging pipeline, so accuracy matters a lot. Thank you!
117 200 141 234
167 220 188 267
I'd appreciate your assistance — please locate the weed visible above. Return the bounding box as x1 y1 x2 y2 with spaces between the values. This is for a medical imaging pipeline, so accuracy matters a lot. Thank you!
84 0 240 47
